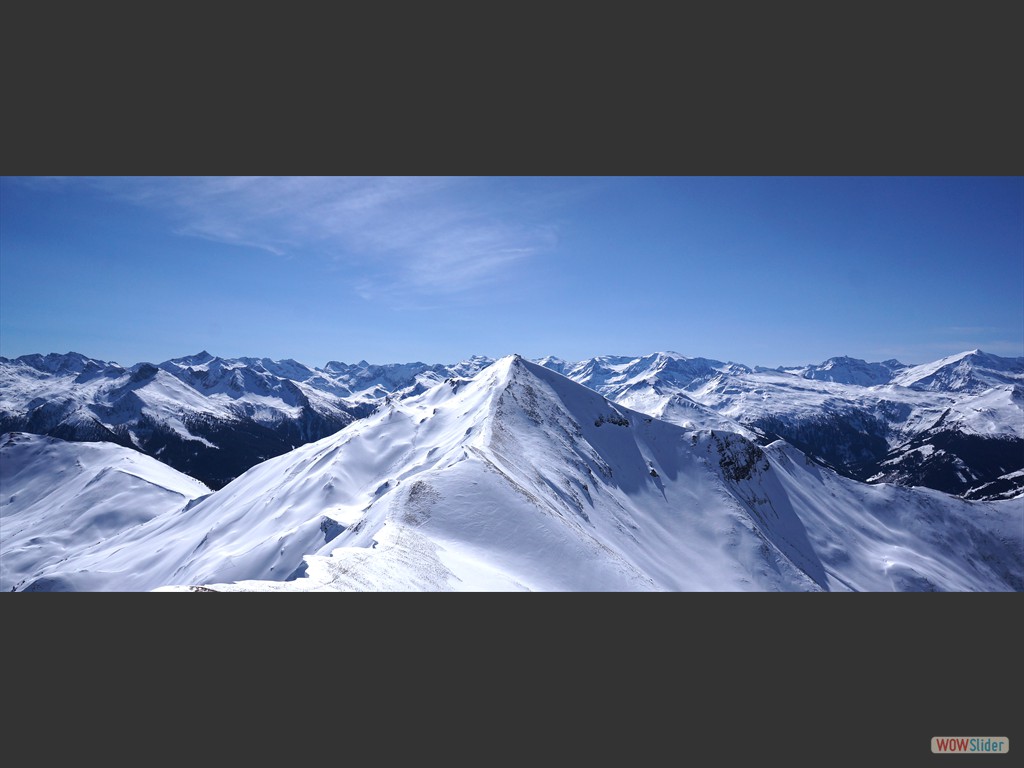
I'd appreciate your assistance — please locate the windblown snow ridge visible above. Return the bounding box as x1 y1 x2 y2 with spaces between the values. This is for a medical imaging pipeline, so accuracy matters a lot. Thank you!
7 356 1021 592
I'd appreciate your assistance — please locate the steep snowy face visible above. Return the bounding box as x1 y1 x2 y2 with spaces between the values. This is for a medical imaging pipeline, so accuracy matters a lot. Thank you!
82 354 763 591
317 356 495 401
0 432 210 591
0 352 504 489
0 351 117 378
746 440 1022 592
5 358 521 591
158 355 309 406
17 356 1020 593
541 351 759 435
481 361 1020 592
891 350 1024 393
8 346 1024 536
0 352 368 489
864 381 1024 500
552 351 749 394
554 350 1024 501
7 348 1021 499
792 356 909 386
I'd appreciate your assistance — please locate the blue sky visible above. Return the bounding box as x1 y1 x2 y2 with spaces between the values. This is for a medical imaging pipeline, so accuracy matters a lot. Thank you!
1 176 1021 369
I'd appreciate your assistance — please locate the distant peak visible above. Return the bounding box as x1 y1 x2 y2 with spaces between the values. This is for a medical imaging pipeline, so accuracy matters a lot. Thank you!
936 349 984 365
12 351 110 374
484 354 532 383
172 350 215 365
490 354 521 369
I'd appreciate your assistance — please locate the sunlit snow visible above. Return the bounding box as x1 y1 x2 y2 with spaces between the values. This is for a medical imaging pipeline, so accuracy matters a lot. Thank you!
5 356 1020 592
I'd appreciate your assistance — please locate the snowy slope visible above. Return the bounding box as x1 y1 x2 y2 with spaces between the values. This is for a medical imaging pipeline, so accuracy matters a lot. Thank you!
13 358 1021 592
547 350 1024 499
0 352 355 488
1 432 210 591
4 348 1022 500
317 355 495 403
784 356 909 386
891 350 1024 393
0 352 495 489
547 349 1023 440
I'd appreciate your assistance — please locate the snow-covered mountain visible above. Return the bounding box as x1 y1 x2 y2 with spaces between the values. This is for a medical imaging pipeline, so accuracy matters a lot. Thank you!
890 349 1024 393
2 348 1022 500
781 355 909 386
7 357 1021 592
1 432 210 591
539 350 1024 500
0 351 493 489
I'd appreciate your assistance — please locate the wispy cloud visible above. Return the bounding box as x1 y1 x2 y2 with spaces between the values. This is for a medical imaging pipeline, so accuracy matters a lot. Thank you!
50 176 560 300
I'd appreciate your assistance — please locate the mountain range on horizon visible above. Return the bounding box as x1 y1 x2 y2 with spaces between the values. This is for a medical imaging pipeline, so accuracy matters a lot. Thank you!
3 346 1022 496
2 351 1021 592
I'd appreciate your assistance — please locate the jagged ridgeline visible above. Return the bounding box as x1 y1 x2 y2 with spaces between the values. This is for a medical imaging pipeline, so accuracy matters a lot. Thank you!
3 355 1021 592
1 348 1022 499
0 351 492 489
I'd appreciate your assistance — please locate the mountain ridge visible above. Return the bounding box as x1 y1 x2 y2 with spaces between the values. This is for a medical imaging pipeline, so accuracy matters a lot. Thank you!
6 355 1020 592
2 348 1022 499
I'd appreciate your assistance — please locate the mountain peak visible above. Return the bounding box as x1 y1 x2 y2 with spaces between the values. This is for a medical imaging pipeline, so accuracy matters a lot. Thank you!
12 351 110 375
890 349 1024 393
5 345 1024 592
172 351 215 366
485 353 526 381
796 356 908 386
